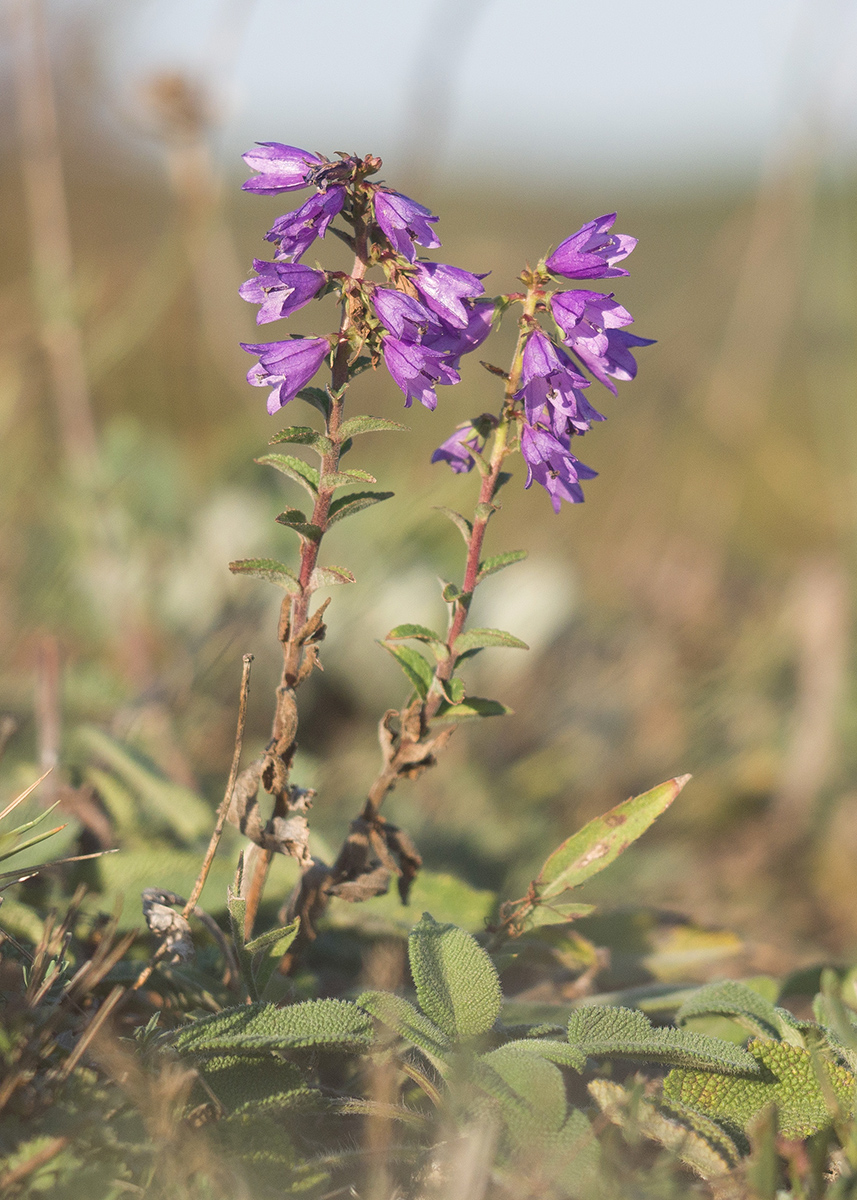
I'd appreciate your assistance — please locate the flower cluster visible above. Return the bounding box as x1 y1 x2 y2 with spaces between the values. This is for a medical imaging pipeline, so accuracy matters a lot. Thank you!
239 143 491 414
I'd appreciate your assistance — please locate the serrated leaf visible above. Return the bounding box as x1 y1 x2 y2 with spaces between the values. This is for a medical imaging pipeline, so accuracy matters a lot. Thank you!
327 490 394 526
664 1037 856 1139
433 697 512 721
537 775 691 900
454 627 529 653
248 919 300 999
245 919 300 957
229 559 301 594
296 386 331 418
381 643 435 699
433 506 472 546
408 913 502 1040
493 1038 587 1072
357 991 450 1071
319 468 377 490
476 549 527 583
385 624 449 661
275 509 322 541
268 426 333 455
309 565 355 590
256 453 319 497
338 415 407 438
567 1006 760 1074
171 998 374 1056
676 981 800 1042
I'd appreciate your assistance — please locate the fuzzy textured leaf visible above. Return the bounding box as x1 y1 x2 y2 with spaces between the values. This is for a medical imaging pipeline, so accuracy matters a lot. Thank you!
327 490 394 526
171 999 374 1056
664 1037 856 1139
256 453 319 496
229 558 301 594
433 697 512 721
476 1045 568 1136
454 627 529 653
494 1037 587 1071
433 506 472 546
381 643 435 698
357 991 450 1069
408 913 502 1040
269 426 333 455
676 980 802 1042
476 549 527 584
338 415 407 439
566 1006 760 1074
385 624 449 661
275 509 322 541
537 775 690 899
309 564 355 590
319 468 377 490
296 386 331 418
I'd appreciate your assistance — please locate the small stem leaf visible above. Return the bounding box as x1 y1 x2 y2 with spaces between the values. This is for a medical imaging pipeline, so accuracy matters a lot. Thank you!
248 919 301 998
494 471 513 494
474 501 498 522
454 628 529 653
327 490 394 526
380 642 435 698
433 697 512 721
256 454 319 497
269 426 334 455
319 468 378 490
476 549 528 584
244 920 301 957
385 624 449 661
536 775 691 900
229 559 302 594
275 510 323 541
339 415 408 439
441 582 461 604
309 565 356 590
296 386 331 419
409 913 502 1040
470 450 491 477
433 506 473 546
447 678 466 703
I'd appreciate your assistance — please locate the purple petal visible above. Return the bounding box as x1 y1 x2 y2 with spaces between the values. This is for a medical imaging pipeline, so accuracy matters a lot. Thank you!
242 143 323 194
382 336 460 410
546 214 637 280
375 190 441 263
239 261 326 324
241 336 331 413
413 262 486 329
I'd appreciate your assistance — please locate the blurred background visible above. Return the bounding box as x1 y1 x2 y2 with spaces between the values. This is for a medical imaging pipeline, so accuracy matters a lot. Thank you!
3 0 857 975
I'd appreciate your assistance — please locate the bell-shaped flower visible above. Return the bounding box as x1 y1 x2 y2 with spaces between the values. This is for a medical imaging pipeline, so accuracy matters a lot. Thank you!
515 331 601 434
431 416 495 474
570 328 656 395
242 143 323 194
239 261 326 324
381 336 460 410
374 190 441 263
413 262 485 329
546 214 637 280
265 187 346 263
373 288 443 343
423 299 494 368
242 336 331 414
520 423 598 512
550 290 634 360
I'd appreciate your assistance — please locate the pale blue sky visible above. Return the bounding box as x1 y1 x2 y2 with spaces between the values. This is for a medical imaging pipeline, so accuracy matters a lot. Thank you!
70 0 857 182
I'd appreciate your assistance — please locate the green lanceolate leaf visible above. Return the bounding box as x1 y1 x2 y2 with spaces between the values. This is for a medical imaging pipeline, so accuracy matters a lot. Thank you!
327 490 394 526
275 509 323 541
408 913 502 1040
309 565 355 590
357 991 450 1070
385 624 449 661
269 426 334 455
476 549 527 584
493 1038 587 1071
566 1006 760 1074
433 697 512 721
433 506 473 546
380 643 435 698
296 386 331 418
319 468 377 490
520 900 596 930
171 998 374 1056
454 628 529 654
664 1037 856 1139
229 559 301 594
675 981 801 1043
256 453 319 497
536 775 691 900
338 415 407 439
247 919 300 1000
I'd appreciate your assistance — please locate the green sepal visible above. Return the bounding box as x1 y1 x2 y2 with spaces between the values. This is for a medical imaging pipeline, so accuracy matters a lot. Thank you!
339 415 407 439
309 565 355 590
296 386 331 419
476 549 527 584
269 426 333 455
275 510 323 542
256 454 319 497
380 642 435 698
433 697 512 721
385 624 449 662
229 559 301 594
327 490 394 526
454 627 528 653
433 506 473 546
319 468 377 490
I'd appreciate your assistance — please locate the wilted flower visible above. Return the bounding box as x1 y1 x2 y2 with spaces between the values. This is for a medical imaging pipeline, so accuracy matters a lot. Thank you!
242 143 323 194
546 214 637 280
569 328 656 395
413 262 485 328
431 416 495 474
265 188 346 262
514 331 602 435
239 260 326 324
520 424 598 512
381 337 460 410
374 190 441 262
373 288 442 342
242 336 331 414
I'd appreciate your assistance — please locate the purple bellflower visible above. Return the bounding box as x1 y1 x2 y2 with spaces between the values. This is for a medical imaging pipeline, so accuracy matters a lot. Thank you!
239 260 326 324
550 290 633 357
431 417 495 474
422 299 494 367
373 288 443 342
265 188 346 263
569 328 656 395
381 337 460 410
374 190 441 263
546 214 637 280
242 143 323 194
413 262 486 328
515 331 604 436
520 424 598 513
242 337 331 414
